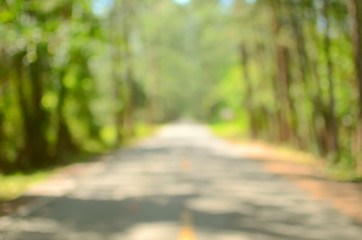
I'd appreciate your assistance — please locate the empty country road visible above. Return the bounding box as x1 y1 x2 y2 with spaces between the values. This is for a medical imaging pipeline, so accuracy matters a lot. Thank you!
1 123 361 240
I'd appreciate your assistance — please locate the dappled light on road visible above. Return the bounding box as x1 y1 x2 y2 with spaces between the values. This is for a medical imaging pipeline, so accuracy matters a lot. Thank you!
1 0 362 238
1 124 362 240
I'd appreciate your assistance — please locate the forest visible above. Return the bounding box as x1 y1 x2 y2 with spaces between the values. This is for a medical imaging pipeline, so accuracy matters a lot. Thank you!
0 0 361 175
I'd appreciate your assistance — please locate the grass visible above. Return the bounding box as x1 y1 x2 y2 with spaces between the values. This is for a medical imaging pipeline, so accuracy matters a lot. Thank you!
0 151 103 202
0 171 52 201
0 122 158 202
134 121 158 139
210 121 248 139
324 163 362 182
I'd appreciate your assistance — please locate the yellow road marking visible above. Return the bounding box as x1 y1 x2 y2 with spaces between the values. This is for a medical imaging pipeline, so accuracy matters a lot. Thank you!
179 211 196 240
181 159 191 172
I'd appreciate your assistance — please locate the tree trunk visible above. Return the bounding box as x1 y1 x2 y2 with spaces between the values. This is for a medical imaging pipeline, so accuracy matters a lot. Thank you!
323 0 340 161
349 0 362 168
122 0 136 138
146 50 159 125
307 4 331 155
270 0 299 143
14 52 35 169
109 0 124 145
112 59 124 145
287 0 318 150
27 48 49 168
239 44 258 138
0 110 5 172
56 71 78 157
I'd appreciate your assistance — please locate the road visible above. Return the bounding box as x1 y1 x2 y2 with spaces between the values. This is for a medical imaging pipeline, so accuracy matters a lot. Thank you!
1 123 362 240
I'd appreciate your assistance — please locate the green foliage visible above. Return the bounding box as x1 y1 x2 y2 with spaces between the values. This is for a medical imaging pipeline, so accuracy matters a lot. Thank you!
325 162 362 182
0 0 361 176
210 120 248 139
0 171 51 201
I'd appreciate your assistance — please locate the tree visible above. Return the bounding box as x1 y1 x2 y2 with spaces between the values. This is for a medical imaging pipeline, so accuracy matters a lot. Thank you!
349 0 362 167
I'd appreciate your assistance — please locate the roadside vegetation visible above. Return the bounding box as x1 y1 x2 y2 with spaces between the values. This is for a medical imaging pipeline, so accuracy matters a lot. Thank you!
211 122 362 182
1 0 361 198
0 171 51 201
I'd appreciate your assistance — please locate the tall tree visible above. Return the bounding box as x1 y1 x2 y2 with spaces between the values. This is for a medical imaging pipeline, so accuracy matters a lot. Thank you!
239 44 258 138
349 0 362 166
323 0 340 160
270 0 299 143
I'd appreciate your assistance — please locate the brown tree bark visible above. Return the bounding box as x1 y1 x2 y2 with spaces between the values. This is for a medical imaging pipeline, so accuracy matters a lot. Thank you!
122 0 136 138
56 71 78 156
112 56 124 145
27 47 49 167
0 70 5 171
146 50 159 125
14 52 45 169
305 4 331 155
322 0 340 160
349 0 362 167
110 0 125 145
270 0 299 143
286 0 322 150
239 44 258 138
0 110 5 171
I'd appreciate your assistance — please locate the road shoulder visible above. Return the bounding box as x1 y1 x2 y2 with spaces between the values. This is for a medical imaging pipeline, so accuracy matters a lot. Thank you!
228 140 362 225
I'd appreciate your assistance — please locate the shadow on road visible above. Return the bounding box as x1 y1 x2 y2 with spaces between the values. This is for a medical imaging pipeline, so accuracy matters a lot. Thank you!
1 124 362 240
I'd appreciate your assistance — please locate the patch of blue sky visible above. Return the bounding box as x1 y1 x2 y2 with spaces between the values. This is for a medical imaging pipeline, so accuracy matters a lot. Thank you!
219 0 255 12
220 0 234 7
220 0 234 13
173 0 191 5
92 0 113 15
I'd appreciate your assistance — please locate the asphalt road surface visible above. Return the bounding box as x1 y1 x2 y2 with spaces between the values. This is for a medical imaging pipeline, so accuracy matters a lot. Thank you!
1 123 362 240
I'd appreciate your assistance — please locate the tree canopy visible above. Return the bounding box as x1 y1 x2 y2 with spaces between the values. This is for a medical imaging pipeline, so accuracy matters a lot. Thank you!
0 0 361 174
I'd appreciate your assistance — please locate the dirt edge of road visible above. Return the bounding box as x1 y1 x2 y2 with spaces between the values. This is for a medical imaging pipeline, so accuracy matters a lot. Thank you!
0 159 105 217
229 140 362 225
2 137 362 227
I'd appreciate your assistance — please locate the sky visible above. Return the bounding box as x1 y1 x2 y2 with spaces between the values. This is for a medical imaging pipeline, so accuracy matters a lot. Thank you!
92 0 113 15
173 0 191 5
92 0 256 15
173 0 255 8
